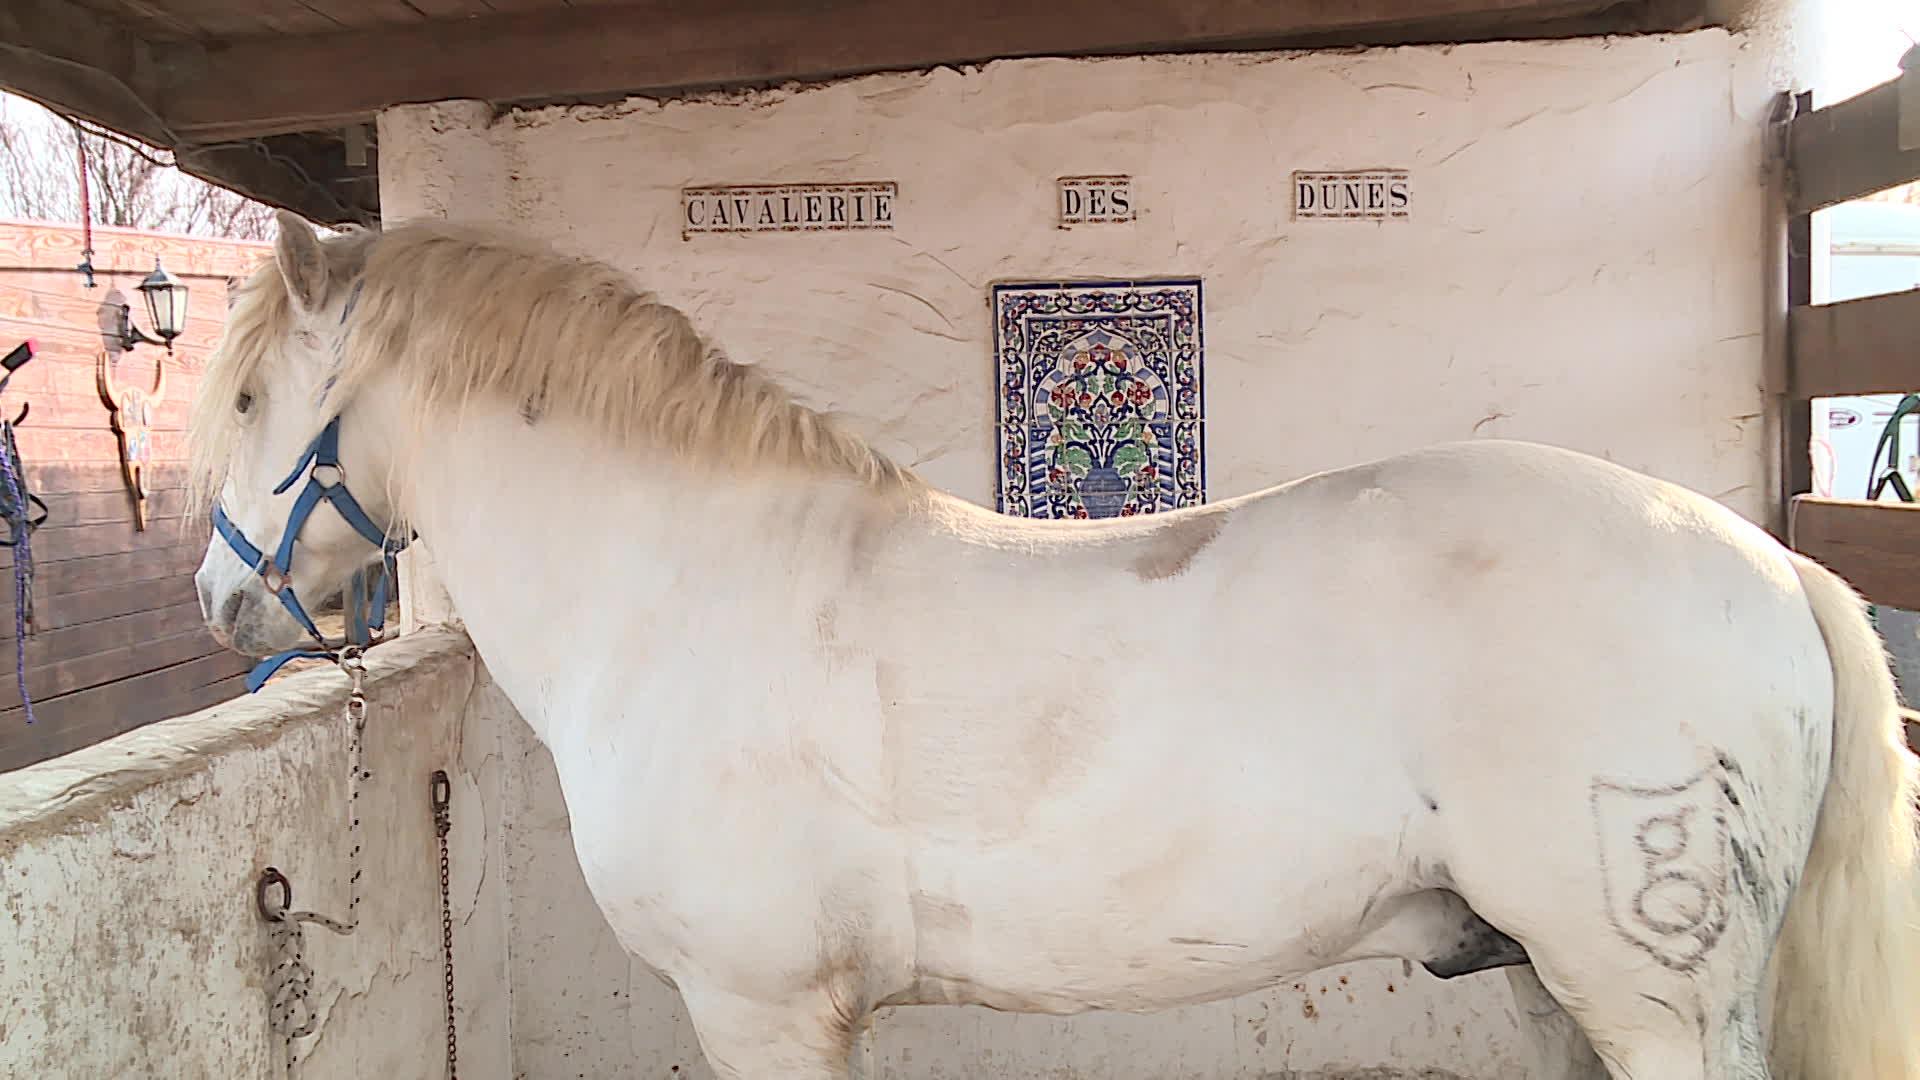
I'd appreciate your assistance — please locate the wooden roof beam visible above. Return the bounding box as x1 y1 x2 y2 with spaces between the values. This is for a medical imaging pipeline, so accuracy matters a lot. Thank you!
153 0 1624 143
0 0 181 146
0 0 373 226
175 136 380 228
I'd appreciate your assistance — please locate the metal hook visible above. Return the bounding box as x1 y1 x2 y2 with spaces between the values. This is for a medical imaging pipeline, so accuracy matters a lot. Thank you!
0 340 34 424
1 341 35 427
257 866 293 921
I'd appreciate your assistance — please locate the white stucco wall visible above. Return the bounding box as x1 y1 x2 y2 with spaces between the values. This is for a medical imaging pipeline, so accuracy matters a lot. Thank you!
0 631 503 1079
385 30 1781 525
373 25 1799 1080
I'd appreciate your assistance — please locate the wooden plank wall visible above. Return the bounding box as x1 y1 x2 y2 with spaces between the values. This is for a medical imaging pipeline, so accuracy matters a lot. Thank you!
1781 73 1920 609
0 219 271 770
1779 72 1920 741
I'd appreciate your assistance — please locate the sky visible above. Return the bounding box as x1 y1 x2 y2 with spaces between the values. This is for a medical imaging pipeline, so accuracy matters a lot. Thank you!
1820 0 1919 103
0 90 64 138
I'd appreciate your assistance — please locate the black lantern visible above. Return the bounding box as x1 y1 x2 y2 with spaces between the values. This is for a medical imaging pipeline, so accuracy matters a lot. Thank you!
116 259 189 352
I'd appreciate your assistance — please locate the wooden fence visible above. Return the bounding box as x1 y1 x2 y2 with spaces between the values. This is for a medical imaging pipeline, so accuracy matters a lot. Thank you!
0 221 269 770
1784 69 1920 616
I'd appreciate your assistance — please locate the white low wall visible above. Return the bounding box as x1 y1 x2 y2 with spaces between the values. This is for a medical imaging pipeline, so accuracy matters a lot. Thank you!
0 630 497 1079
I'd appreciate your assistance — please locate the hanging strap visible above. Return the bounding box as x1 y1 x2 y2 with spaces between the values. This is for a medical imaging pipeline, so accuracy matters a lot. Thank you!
1866 393 1919 504
0 418 39 723
0 412 46 547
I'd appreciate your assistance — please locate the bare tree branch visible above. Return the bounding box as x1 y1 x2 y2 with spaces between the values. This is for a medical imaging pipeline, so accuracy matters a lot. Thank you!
0 92 279 241
0 114 79 223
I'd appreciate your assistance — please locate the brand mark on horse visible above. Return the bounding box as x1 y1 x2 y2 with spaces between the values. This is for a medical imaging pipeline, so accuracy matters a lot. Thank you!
1590 770 1733 971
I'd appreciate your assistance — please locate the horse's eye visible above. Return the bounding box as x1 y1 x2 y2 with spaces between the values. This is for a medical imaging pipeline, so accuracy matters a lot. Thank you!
236 392 254 415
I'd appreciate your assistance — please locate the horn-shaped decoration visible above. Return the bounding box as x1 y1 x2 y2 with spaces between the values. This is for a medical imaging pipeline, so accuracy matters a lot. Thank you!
97 350 166 530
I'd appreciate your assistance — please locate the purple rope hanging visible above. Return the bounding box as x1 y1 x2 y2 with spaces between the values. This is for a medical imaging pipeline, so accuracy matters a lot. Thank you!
0 422 35 724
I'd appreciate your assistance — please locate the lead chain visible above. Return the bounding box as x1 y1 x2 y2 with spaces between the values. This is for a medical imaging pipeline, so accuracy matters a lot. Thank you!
432 769 459 1079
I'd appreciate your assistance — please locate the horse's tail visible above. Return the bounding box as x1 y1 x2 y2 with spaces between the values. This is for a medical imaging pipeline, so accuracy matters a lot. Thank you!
1767 553 1920 1078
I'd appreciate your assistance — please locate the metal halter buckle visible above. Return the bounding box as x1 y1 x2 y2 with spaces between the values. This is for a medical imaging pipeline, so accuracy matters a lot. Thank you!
340 648 369 722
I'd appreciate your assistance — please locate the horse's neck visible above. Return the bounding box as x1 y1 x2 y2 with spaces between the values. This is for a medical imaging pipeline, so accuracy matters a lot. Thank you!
392 401 892 746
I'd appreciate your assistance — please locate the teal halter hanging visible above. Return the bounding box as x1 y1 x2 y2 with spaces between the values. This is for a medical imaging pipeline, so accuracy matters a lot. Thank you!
211 414 409 691
1865 393 1920 504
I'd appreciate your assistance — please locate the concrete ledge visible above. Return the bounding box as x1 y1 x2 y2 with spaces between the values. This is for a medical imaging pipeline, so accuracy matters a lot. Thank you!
0 628 475 854
0 626 479 1079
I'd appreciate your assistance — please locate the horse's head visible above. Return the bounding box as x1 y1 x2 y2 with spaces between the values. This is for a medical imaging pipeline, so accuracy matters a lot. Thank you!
192 211 403 665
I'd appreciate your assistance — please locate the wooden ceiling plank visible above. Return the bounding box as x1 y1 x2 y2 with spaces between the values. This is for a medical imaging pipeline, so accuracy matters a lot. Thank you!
400 0 501 18
122 0 350 37
155 0 1619 142
94 0 329 38
292 0 442 26
219 8 349 37
77 0 203 41
285 0 354 30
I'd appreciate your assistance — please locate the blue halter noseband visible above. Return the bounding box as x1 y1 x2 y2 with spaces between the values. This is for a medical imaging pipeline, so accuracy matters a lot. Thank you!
212 414 410 691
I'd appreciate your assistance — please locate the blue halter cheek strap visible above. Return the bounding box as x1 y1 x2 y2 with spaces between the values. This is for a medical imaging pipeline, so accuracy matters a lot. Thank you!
211 415 410 691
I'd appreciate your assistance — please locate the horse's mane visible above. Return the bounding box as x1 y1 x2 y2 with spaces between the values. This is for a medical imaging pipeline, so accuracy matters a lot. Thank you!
190 220 917 505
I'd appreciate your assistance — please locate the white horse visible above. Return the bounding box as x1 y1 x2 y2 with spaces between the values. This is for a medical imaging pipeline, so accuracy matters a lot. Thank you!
193 211 1920 1079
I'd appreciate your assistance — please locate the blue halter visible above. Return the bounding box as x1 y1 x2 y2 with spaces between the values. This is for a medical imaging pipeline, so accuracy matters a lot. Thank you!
211 415 410 691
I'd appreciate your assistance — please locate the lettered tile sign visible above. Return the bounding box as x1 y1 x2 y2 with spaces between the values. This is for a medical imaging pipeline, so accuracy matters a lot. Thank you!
1292 170 1410 220
682 182 897 237
1057 176 1135 226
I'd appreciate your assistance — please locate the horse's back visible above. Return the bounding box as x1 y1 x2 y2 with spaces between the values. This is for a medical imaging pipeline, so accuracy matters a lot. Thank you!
1279 438 1829 815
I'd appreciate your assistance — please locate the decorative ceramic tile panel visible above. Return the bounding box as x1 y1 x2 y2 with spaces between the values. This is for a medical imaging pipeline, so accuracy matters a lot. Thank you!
994 279 1204 519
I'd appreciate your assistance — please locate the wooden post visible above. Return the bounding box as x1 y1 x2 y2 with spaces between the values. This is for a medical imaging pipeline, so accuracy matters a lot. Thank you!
1782 90 1814 519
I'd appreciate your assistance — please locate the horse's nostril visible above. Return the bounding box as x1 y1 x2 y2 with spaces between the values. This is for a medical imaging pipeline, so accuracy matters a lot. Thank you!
219 591 245 629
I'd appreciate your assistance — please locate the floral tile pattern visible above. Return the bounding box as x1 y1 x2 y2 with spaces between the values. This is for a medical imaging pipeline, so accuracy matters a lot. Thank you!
993 279 1205 519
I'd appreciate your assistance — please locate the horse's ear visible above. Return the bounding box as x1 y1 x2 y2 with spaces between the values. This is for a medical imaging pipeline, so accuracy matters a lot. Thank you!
273 209 329 313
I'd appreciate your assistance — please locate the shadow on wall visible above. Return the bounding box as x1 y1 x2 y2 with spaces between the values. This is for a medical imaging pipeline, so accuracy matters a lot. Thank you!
1878 607 1920 707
